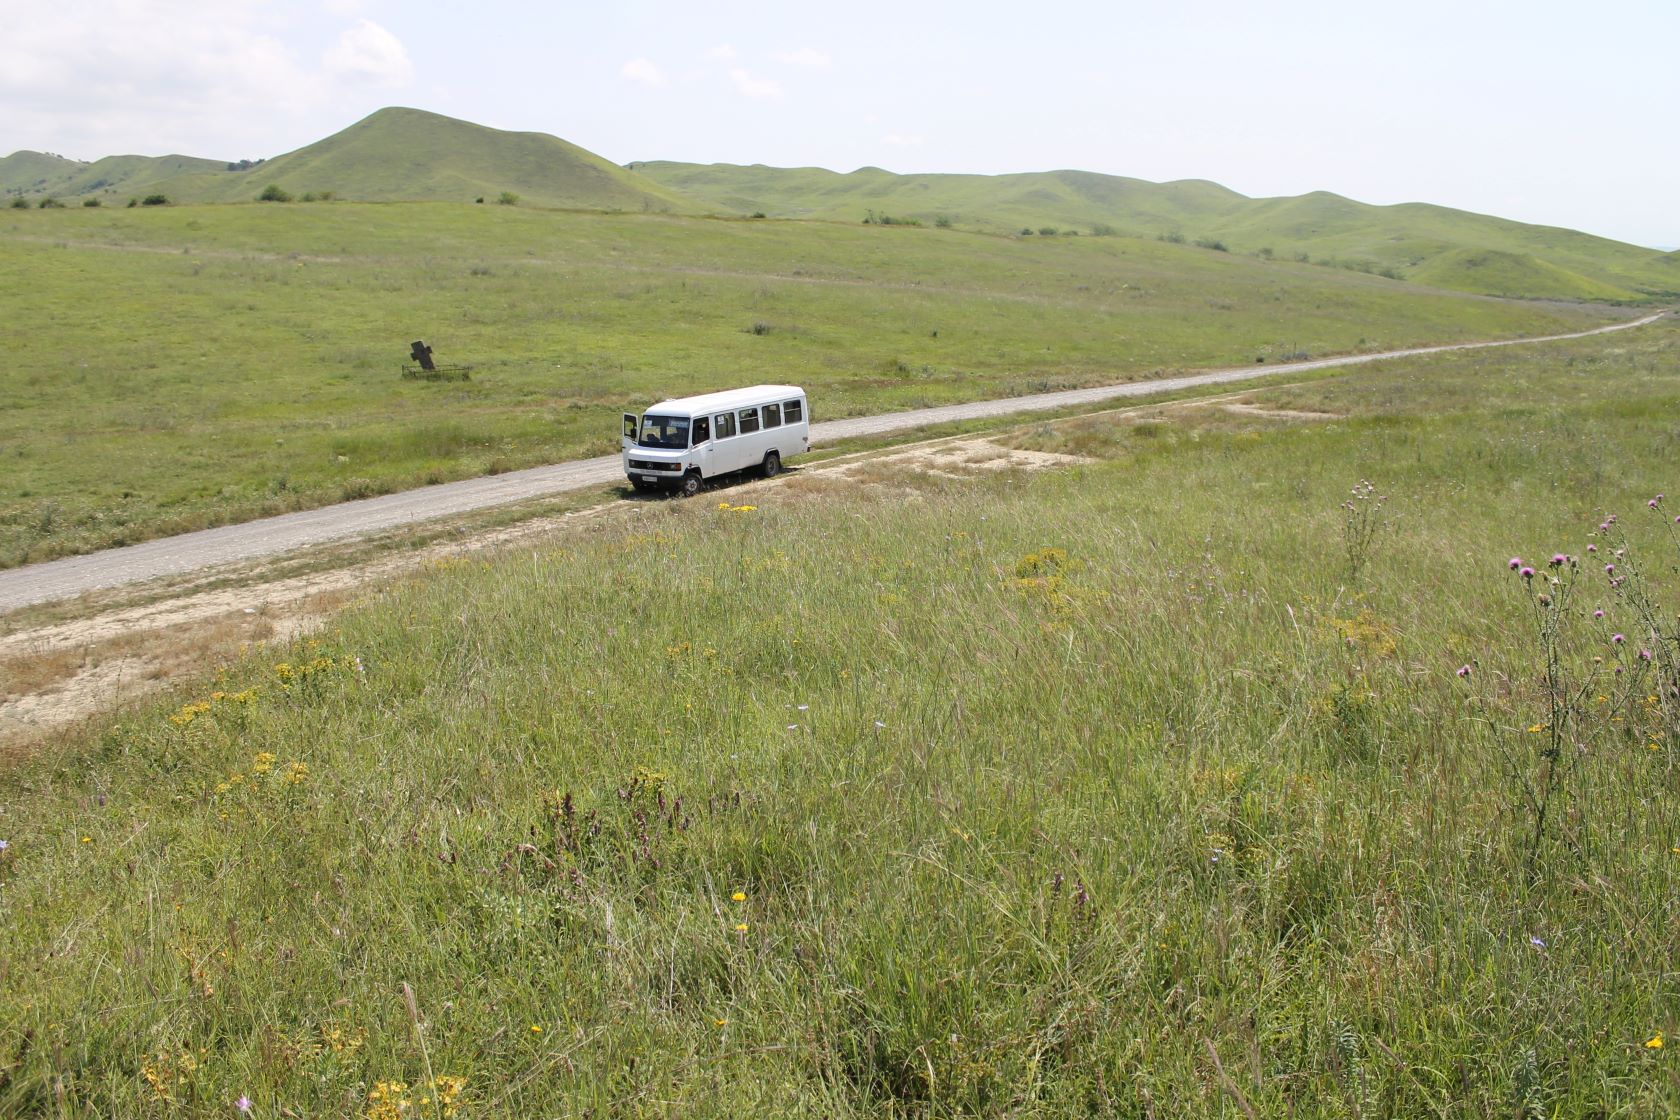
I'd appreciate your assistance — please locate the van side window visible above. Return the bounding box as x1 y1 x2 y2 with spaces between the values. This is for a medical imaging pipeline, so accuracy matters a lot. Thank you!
692 415 710 444
783 399 804 423
715 412 736 439
738 407 761 434
762 402 781 429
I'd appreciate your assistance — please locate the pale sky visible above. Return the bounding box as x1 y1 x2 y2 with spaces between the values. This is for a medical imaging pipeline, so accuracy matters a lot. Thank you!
2 0 1675 248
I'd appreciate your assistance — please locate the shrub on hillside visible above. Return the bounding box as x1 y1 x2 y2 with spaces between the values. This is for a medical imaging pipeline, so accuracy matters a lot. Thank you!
9 197 29 209
141 194 169 206
82 197 101 207
37 197 64 209
497 192 519 206
1195 237 1229 252
258 184 292 203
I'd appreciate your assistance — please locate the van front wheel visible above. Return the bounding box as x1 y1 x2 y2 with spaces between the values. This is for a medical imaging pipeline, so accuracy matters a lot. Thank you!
679 471 704 497
761 451 782 479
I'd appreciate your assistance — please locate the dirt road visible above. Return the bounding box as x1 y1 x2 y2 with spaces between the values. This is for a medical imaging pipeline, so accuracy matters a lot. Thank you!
0 311 1666 614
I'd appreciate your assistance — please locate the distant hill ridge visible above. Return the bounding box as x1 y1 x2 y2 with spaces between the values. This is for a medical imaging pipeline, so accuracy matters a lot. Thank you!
4 107 1674 302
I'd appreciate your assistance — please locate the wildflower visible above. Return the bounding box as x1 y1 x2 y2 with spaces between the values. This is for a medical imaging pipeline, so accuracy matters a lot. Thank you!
1456 665 1472 678
1588 544 1598 553
1529 936 1547 950
1606 564 1616 575
236 1096 252 1113
1640 649 1653 661
1647 1033 1664 1050
1550 554 1567 567
735 922 749 932
1650 499 1661 509
731 891 746 902
80 836 91 844
1594 609 1605 619
529 1024 542 1034
1613 633 1626 644
1528 724 1546 734
1520 566 1535 580
713 1018 728 1028
1509 557 1522 570
0 839 8 852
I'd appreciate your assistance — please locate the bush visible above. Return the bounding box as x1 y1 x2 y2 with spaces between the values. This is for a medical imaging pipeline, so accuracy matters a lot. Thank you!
934 215 952 229
37 197 63 209
82 197 102 207
749 211 766 219
496 192 519 206
257 184 292 203
1038 227 1058 236
1194 237 1229 252
1160 230 1186 244
1090 223 1117 237
9 197 29 209
140 194 169 206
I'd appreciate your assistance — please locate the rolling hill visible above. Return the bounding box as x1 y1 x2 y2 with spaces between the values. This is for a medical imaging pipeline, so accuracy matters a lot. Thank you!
633 162 1680 302
2 108 696 214
4 107 1675 301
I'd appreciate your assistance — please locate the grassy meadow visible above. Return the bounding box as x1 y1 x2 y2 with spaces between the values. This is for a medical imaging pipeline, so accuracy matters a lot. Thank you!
0 200 1630 567
2 321 1678 1116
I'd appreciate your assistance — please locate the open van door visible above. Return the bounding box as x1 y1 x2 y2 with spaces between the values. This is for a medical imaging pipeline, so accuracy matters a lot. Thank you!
622 413 638 449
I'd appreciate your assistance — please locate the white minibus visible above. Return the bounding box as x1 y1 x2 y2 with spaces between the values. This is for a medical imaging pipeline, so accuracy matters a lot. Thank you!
622 385 810 496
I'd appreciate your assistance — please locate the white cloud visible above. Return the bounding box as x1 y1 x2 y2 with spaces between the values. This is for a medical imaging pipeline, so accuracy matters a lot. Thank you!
773 47 830 68
707 43 738 61
882 134 924 147
621 57 666 87
323 19 413 87
0 3 416 158
729 68 782 98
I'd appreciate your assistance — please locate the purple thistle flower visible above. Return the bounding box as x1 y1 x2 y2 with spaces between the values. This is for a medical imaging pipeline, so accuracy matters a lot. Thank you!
1605 564 1616 575
1612 633 1626 644
1509 557 1522 570
1651 500 1660 509
1520 566 1535 579
1587 544 1598 553
1640 649 1654 661
1594 609 1605 619
1456 665 1472 678
236 1098 252 1114
1550 554 1567 566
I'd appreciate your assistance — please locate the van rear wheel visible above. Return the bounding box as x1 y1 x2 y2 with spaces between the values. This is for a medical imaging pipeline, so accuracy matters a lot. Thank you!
679 471 704 497
761 451 782 479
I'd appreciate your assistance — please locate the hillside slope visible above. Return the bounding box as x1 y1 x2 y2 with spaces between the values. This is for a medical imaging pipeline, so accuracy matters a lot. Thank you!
2 109 697 214
636 161 1679 301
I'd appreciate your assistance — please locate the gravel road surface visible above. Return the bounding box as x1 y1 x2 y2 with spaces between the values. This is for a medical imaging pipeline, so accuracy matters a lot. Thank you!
1 312 1666 613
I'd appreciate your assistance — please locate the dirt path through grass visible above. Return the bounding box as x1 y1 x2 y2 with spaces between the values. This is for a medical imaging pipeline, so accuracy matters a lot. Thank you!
0 308 1668 616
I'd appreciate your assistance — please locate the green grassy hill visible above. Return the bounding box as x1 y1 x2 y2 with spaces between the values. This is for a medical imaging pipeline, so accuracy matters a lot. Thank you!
2 109 697 213
0 150 92 200
635 162 1680 301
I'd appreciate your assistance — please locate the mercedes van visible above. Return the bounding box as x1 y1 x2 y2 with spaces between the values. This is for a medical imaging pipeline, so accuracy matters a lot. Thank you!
622 385 810 496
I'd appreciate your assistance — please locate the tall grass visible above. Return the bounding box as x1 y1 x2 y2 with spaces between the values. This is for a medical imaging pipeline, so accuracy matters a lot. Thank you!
1 326 1677 1115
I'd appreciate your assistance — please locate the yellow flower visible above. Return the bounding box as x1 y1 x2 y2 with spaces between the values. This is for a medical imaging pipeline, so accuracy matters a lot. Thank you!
735 922 749 932
1527 724 1546 734
731 891 746 902
529 1024 543 1034
1646 1032 1663 1049
80 836 91 844
713 1018 728 1028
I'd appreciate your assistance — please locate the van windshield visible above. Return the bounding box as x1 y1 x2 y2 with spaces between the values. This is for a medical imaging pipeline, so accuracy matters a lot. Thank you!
637 415 690 449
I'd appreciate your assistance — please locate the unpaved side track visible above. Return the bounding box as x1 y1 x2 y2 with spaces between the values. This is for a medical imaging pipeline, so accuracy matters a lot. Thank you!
0 311 1667 613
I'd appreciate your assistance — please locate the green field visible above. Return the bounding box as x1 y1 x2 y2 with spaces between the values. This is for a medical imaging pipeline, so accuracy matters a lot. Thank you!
0 201 1633 567
3 321 1678 1115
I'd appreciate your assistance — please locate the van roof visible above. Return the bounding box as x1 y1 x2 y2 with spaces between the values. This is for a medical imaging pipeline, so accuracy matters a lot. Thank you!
646 384 805 416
